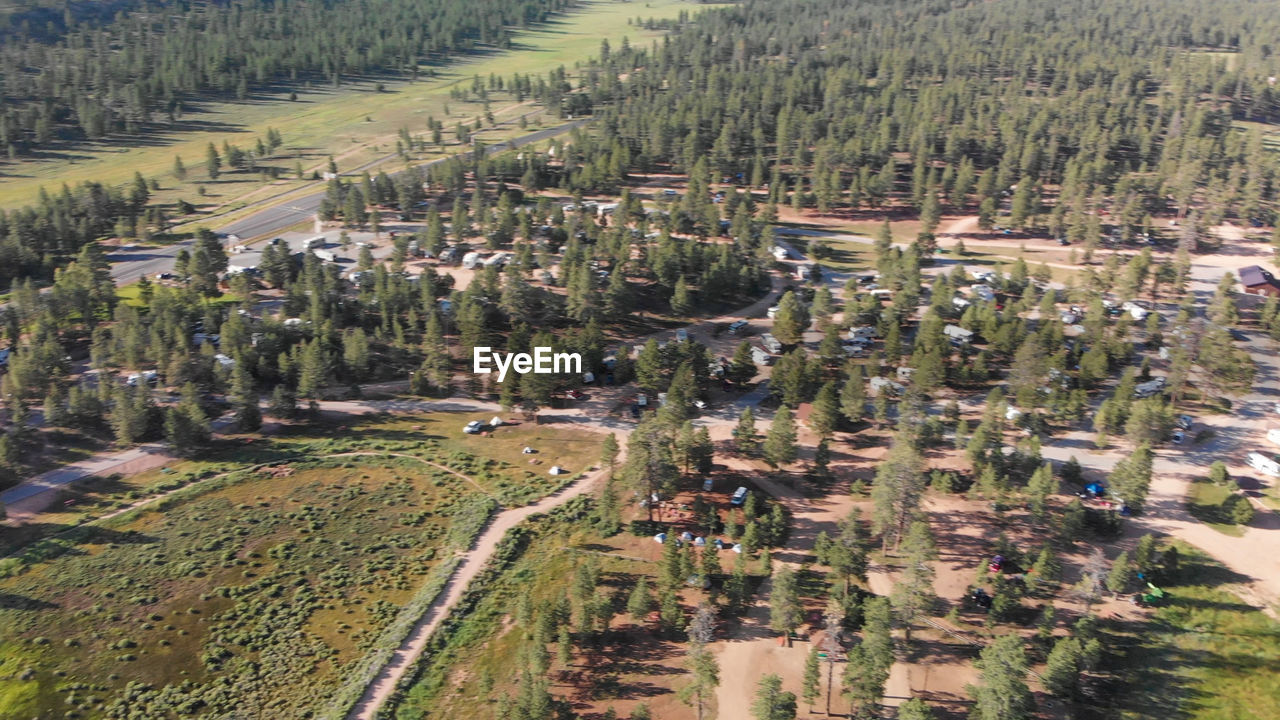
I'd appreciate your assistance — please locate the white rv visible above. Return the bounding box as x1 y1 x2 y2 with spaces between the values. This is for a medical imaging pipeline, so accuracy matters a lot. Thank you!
1248 452 1280 478
462 251 482 269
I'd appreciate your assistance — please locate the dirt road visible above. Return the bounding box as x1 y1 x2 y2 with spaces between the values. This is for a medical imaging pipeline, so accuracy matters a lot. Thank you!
343 443 617 720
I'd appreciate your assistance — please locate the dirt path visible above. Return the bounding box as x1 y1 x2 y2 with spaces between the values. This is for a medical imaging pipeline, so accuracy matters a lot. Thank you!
344 442 618 720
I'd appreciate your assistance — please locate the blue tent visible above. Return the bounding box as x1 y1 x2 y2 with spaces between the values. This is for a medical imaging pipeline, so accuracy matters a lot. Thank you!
1085 483 1105 496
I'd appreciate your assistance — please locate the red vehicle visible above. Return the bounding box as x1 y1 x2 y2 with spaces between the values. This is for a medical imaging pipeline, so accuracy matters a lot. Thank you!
565 389 585 400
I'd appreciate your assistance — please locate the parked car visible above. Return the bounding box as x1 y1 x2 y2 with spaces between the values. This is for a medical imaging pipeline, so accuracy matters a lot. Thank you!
463 420 484 434
1171 429 1185 444
1177 414 1193 430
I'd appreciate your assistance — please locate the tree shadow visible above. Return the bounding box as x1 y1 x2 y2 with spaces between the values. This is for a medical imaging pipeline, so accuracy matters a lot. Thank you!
0 592 60 611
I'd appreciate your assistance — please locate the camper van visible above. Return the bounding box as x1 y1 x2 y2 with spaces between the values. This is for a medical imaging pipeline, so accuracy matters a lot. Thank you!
1122 301 1149 321
313 249 337 263
462 251 482 269
1133 378 1166 398
303 236 326 250
1248 452 1280 478
727 320 749 335
730 487 749 506
760 333 783 354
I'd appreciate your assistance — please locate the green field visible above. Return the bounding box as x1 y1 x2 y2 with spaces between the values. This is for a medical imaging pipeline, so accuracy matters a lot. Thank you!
1105 543 1280 720
0 457 482 717
0 0 711 213
0 410 602 718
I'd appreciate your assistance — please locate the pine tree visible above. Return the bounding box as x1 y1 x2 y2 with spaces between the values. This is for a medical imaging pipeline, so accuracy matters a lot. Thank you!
173 154 187 181
678 644 720 720
1042 637 1082 697
802 646 822 713
890 519 937 642
751 674 797 720
809 381 839 438
671 276 694 316
627 577 654 623
230 359 261 431
596 478 621 536
772 290 810 345
1105 550 1133 596
898 698 936 720
762 405 798 468
163 383 210 455
730 341 757 386
734 406 758 453
769 567 803 645
205 143 221 179
601 433 620 474
840 363 866 424
969 634 1033 720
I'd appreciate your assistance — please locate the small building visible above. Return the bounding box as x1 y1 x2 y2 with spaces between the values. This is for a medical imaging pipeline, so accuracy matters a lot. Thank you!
943 324 974 343
1239 265 1280 297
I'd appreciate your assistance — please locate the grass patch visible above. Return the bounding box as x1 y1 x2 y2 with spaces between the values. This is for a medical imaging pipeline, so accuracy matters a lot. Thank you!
0 457 478 717
1185 480 1247 537
1103 542 1280 720
0 0 707 211
117 282 243 308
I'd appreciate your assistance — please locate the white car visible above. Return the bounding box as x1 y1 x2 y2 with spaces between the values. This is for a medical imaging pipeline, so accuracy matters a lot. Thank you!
463 420 484 434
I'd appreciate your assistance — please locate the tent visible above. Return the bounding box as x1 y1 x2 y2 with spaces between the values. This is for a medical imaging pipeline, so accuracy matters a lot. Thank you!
549 466 564 475
654 533 667 544
693 536 706 546
489 416 503 427
680 531 694 542
1085 482 1106 496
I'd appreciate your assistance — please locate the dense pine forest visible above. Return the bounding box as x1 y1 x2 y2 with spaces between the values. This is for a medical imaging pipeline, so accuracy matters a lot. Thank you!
0 0 572 153
554 0 1280 241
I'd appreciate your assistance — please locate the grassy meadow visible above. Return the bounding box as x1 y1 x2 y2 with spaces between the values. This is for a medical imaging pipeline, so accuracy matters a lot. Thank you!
0 410 602 717
0 0 708 214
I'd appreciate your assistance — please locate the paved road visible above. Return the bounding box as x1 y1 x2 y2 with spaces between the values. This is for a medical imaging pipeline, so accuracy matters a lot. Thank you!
102 121 585 286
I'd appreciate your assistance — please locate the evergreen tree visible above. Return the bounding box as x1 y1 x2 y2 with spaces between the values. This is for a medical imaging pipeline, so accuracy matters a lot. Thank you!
163 383 211 455
763 405 798 468
734 406 758 453
809 381 839 438
840 363 866 424
769 567 803 645
969 634 1033 720
751 674 797 720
